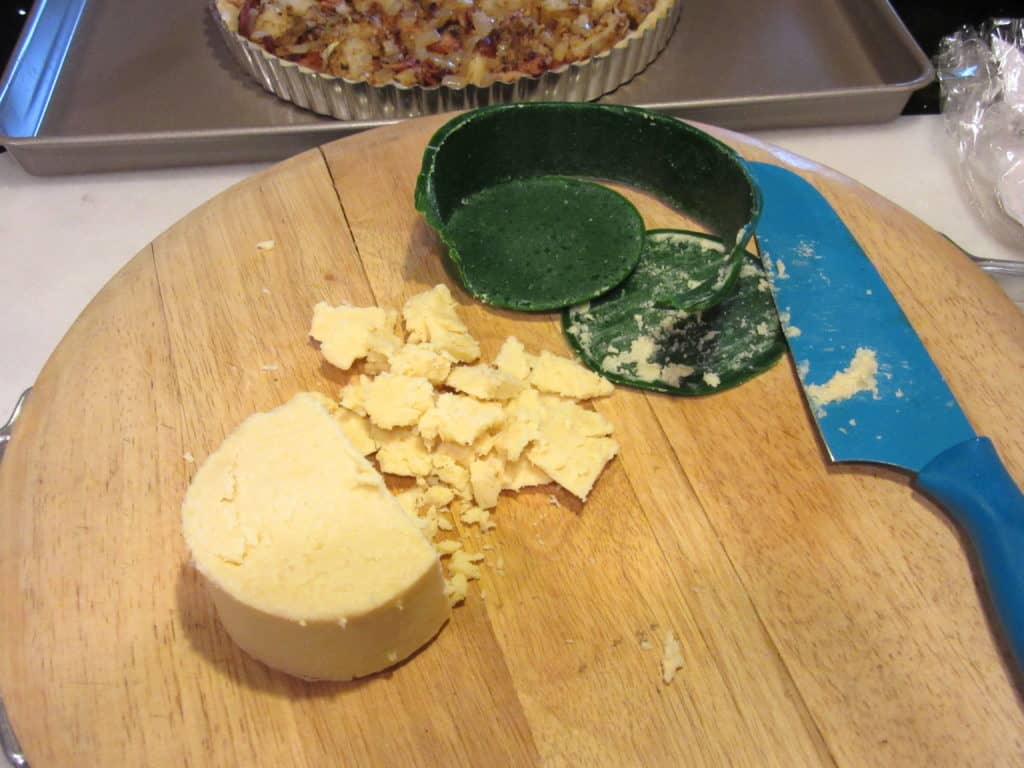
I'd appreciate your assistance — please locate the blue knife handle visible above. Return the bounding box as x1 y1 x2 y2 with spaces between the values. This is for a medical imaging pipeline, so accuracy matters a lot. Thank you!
916 437 1024 670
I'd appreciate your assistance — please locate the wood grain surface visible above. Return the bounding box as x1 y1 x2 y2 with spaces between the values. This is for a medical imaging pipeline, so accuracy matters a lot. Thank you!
1 113 1022 767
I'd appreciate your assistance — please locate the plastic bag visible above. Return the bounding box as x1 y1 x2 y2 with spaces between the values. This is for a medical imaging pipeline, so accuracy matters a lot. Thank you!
936 18 1024 246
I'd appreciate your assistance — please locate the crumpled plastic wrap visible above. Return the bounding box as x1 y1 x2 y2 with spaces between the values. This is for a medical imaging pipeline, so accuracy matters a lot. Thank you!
936 18 1024 246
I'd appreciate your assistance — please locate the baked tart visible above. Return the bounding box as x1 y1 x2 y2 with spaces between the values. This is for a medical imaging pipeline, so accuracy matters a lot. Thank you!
212 0 681 118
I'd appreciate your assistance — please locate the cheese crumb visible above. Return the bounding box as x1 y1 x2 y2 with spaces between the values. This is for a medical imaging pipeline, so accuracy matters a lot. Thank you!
460 504 497 532
469 456 505 509
449 550 485 581
374 429 433 477
661 630 684 684
529 350 614 399
526 397 618 501
447 364 524 401
502 458 551 491
183 452 195 463
493 336 533 380
402 285 480 363
361 373 435 429
310 303 402 371
419 393 504 446
435 540 463 556
445 573 469 606
332 407 378 456
255 239 276 250
387 343 452 384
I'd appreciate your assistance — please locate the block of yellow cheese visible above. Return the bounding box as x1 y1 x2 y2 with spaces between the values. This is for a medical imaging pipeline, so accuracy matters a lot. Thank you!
181 393 450 681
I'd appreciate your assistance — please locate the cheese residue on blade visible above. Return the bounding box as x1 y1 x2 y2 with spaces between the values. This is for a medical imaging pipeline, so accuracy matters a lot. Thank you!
805 347 879 413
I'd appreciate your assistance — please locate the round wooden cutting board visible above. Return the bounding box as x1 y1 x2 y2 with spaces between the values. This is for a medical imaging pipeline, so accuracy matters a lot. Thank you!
1 114 1023 767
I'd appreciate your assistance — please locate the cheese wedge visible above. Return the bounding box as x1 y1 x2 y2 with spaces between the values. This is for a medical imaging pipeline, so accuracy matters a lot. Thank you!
182 392 449 681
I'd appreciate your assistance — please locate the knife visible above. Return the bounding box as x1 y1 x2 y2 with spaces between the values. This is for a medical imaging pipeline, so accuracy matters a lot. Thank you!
747 161 1024 671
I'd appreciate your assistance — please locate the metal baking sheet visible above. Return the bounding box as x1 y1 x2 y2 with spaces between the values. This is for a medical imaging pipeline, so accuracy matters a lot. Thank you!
0 0 933 176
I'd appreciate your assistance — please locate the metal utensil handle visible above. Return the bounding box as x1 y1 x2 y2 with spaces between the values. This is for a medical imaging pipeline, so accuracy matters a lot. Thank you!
0 389 31 768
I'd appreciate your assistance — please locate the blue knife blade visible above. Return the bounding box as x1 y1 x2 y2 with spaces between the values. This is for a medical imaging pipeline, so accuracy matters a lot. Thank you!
748 160 1024 671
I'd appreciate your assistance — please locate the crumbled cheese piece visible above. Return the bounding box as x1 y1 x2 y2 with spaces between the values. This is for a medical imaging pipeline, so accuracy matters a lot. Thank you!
387 342 452 384
394 488 423 517
493 387 543 460
430 454 472 499
183 452 195 463
805 347 879 412
527 397 618 501
447 364 524 401
339 374 371 415
432 440 477 467
702 372 721 389
460 505 497 532
361 373 435 429
529 350 614 399
469 456 505 509
255 239 276 250
260 364 279 372
310 303 402 371
435 540 463 555
419 393 504 446
332 406 378 456
402 285 480 363
422 484 455 508
661 630 684 684
537 394 614 437
493 336 533 380
502 458 551 491
449 550 485 581
445 573 469 606
374 429 433 477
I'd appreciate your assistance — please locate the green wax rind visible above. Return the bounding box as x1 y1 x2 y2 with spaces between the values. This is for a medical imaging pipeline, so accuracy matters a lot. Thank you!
415 103 761 312
443 176 645 311
563 230 785 396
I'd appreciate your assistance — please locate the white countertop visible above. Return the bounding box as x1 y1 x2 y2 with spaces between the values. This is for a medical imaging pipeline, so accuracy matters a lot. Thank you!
1 113 1022 415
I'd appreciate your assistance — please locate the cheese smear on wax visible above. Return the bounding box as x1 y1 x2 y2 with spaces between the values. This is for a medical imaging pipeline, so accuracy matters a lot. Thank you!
181 392 449 681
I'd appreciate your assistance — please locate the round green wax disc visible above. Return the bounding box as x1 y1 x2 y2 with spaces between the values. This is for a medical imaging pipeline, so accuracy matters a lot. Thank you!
442 176 645 311
563 229 786 396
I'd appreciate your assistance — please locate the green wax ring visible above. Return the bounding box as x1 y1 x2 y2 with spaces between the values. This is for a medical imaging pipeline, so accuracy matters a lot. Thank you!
563 230 785 396
415 103 760 312
443 176 645 311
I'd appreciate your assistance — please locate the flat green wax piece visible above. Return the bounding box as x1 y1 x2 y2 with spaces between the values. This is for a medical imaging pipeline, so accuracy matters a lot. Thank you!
443 176 644 311
563 230 785 396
